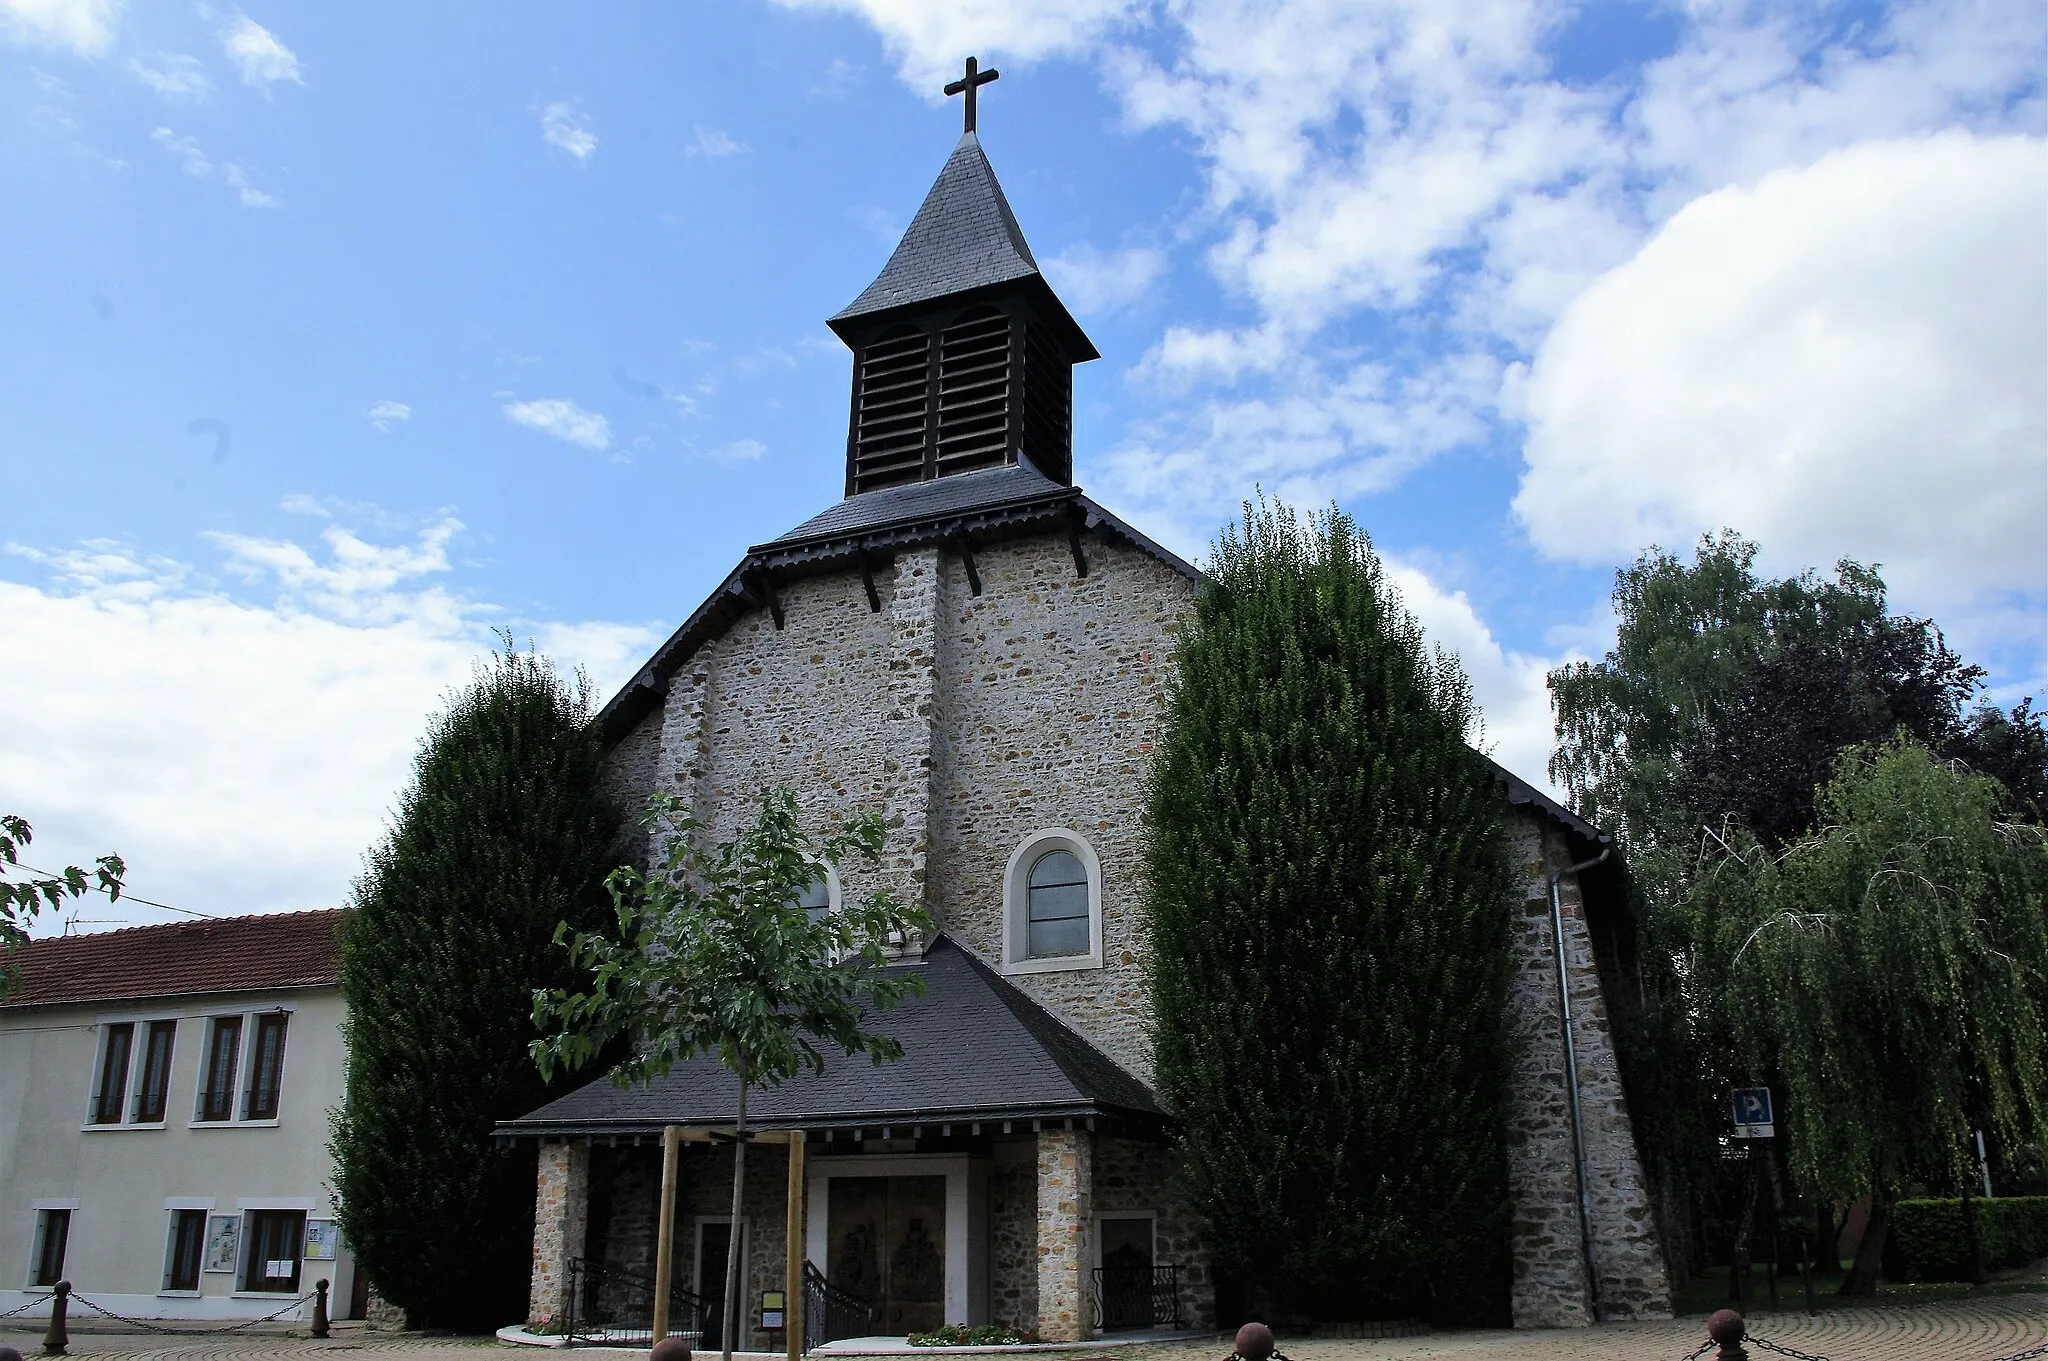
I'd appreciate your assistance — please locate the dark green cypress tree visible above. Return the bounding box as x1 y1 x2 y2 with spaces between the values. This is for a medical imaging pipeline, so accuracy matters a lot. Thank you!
1146 502 1515 1323
330 645 619 1329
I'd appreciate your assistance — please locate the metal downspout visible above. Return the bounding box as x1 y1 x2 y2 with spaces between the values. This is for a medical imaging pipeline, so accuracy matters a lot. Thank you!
1547 837 1611 1323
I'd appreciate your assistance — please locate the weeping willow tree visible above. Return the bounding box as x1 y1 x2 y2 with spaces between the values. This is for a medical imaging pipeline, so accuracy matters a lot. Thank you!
1145 500 1515 1323
1672 737 2048 1293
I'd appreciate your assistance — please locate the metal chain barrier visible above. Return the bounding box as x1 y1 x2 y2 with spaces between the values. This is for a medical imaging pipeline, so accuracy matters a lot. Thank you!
1746 1335 1833 1361
1680 1342 1717 1360
0 1296 51 1320
65 1288 316 1336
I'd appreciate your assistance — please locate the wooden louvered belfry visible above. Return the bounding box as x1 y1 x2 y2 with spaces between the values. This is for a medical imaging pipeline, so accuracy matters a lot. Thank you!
829 127 1097 497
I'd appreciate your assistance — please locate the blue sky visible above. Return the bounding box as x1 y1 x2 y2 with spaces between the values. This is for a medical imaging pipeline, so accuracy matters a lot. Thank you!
3 0 2043 928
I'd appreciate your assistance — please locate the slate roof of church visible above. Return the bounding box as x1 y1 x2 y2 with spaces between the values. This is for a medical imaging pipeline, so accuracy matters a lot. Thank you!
763 460 1075 547
832 133 1041 323
496 934 1165 1139
0 909 346 1011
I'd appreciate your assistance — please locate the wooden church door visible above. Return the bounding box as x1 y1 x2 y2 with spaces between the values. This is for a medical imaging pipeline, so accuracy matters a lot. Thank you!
827 1176 947 1335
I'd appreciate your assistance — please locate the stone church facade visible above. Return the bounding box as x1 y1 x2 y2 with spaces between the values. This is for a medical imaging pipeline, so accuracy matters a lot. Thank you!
503 107 1671 1341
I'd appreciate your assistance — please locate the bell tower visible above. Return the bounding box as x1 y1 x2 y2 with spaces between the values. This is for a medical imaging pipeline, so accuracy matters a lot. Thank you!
826 59 1099 497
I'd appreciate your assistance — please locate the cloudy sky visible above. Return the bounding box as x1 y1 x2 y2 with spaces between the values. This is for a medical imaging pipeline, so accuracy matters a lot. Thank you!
3 0 2042 930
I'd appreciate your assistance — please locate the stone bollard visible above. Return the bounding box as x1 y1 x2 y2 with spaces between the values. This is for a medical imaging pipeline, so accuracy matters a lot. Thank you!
40 1282 69 1357
313 1279 331 1339
651 1336 692 1361
1707 1308 1747 1361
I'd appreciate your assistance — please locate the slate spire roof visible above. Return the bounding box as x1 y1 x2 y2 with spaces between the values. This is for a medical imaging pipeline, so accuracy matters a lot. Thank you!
832 132 1042 325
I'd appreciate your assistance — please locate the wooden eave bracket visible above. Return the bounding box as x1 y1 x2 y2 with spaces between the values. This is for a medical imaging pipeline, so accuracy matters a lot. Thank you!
955 536 982 596
1067 510 1091 579
746 568 786 630
859 550 882 612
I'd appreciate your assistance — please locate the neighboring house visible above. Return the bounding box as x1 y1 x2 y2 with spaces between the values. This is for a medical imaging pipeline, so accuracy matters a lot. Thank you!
0 910 359 1323
500 103 1673 1343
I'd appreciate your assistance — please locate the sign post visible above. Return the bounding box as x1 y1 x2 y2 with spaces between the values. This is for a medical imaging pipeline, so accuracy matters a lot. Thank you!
1732 1087 1774 1140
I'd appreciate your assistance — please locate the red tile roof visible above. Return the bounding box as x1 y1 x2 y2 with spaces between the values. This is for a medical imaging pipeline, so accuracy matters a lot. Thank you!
0 909 348 1010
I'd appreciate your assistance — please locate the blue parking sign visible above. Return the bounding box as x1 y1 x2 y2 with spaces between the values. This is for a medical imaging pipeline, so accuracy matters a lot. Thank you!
1732 1087 1774 1138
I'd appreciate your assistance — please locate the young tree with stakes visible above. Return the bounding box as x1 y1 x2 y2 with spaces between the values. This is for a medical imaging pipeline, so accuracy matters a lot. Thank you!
532 788 932 1361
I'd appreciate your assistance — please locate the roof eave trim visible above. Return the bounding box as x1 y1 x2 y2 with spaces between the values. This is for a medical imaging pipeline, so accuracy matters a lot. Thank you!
0 977 341 1013
490 1100 1165 1141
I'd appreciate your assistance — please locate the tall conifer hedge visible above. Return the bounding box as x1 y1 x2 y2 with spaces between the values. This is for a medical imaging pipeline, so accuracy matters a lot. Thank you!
1146 503 1515 1323
330 647 620 1328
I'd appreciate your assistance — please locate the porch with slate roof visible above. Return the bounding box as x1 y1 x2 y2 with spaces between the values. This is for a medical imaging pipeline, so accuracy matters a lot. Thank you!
500 937 1211 1348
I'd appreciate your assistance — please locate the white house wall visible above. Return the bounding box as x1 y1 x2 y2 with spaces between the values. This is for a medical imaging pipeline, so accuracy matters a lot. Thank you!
0 985 353 1322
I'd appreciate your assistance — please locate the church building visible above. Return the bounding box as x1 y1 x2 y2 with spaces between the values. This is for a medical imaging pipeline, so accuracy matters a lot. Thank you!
501 67 1672 1342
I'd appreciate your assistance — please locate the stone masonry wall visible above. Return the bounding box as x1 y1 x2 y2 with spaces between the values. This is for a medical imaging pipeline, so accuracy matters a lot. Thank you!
928 533 1190 1082
679 565 924 926
1036 1127 1093 1342
530 1139 589 1326
1504 810 1671 1325
1094 1135 1214 1330
990 1138 1039 1330
602 707 664 867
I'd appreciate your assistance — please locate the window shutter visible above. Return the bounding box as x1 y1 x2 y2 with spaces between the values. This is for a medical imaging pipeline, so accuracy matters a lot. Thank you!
934 307 1012 477
851 327 932 493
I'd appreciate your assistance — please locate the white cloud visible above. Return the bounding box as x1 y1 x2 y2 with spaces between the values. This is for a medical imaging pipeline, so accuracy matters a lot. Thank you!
1042 243 1164 315
714 438 766 461
0 522 661 926
804 3 2041 577
687 126 749 159
150 126 277 207
0 0 117 54
1383 555 1561 792
767 0 1138 88
128 52 210 99
541 101 597 161
364 399 410 433
504 397 611 452
1514 131 2047 627
219 14 300 87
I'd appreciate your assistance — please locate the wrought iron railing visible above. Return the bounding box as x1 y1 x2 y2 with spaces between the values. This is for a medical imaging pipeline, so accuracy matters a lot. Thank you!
561 1257 712 1348
1091 1263 1181 1331
803 1261 878 1350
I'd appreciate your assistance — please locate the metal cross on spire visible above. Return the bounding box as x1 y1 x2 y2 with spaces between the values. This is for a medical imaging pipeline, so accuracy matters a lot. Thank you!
944 56 999 134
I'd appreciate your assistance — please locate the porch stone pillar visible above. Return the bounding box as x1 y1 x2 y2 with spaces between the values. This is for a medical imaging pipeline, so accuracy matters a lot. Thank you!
530 1138 590 1327
1035 1127 1093 1342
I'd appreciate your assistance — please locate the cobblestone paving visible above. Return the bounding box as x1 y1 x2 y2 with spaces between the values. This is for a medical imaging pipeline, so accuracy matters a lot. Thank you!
4 1295 2043 1361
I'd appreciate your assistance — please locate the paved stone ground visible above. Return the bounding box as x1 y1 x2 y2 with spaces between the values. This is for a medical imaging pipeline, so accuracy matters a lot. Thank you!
4 1295 2042 1361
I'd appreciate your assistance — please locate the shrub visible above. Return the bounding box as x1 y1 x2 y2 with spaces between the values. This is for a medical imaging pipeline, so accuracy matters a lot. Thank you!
1890 1197 2048 1280
1145 502 1515 1323
329 647 621 1329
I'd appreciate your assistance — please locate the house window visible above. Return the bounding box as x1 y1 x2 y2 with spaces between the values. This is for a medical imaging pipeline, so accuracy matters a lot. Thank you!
30 1209 70 1287
241 1210 305 1293
198 1016 242 1122
134 1021 177 1123
91 1023 134 1125
165 1209 206 1291
244 1013 289 1121
1001 830 1104 974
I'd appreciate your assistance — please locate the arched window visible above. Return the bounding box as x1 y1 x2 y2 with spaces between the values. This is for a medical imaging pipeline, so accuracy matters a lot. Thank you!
1002 830 1103 974
796 874 832 928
